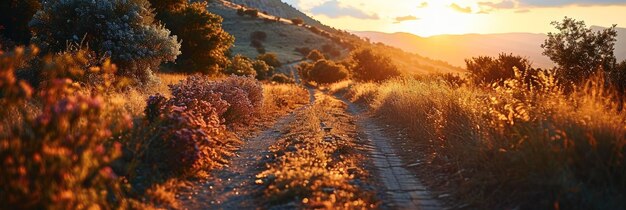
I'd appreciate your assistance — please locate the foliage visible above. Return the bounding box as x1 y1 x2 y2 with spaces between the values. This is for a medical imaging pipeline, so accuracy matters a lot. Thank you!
225 55 257 77
300 59 349 84
236 8 245 16
155 1 234 75
0 46 130 209
291 18 304 25
347 73 626 209
0 0 41 45
306 49 325 61
465 53 532 86
209 76 264 124
271 73 295 84
257 53 282 68
542 17 617 85
29 0 181 84
609 61 626 94
350 48 401 82
244 9 259 18
253 59 274 80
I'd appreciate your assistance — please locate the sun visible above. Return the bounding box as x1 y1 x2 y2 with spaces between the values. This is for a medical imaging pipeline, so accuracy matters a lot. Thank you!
389 2 483 37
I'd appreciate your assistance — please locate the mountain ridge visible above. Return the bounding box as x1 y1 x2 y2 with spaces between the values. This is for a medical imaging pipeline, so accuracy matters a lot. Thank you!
354 26 626 68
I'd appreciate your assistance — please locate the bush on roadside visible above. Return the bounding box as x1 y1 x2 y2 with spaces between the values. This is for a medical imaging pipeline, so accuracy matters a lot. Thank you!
0 46 131 209
300 59 349 84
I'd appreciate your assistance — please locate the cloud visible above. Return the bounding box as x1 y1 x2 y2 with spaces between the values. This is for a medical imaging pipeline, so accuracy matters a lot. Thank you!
449 3 473 13
417 2 428 8
394 15 419 24
517 0 626 7
309 0 379 19
515 9 531 13
478 0 516 9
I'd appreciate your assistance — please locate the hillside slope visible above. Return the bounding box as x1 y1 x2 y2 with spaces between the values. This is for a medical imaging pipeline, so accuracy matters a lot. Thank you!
208 1 341 64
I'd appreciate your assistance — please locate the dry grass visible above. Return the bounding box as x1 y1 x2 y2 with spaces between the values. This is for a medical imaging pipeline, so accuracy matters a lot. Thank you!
256 93 377 209
346 75 626 209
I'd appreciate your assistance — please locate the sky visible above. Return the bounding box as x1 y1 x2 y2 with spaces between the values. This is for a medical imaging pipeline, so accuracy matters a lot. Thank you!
281 0 626 37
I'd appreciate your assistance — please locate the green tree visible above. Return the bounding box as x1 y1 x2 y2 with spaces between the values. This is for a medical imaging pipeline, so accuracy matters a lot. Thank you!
0 0 40 45
542 17 617 85
299 59 348 84
350 48 401 82
157 2 235 74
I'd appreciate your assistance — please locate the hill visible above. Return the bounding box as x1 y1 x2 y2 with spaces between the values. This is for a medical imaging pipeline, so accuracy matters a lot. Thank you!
211 0 465 75
355 26 626 69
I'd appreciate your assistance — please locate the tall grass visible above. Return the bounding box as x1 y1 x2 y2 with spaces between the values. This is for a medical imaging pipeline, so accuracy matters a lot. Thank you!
346 72 626 209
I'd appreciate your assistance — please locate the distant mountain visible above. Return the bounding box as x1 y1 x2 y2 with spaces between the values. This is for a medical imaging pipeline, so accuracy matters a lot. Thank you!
355 26 626 69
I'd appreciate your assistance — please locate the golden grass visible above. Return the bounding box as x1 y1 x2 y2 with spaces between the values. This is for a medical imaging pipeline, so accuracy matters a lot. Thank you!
346 76 626 209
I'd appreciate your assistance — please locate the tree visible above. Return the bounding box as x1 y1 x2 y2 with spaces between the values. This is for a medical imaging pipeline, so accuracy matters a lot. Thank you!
465 53 532 85
225 55 256 77
542 17 617 85
306 49 325 61
30 0 181 84
257 53 282 68
0 0 40 45
350 48 401 82
156 2 234 74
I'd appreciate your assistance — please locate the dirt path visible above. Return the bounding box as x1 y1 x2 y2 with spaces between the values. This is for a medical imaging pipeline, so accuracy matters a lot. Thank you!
335 95 445 210
181 90 315 209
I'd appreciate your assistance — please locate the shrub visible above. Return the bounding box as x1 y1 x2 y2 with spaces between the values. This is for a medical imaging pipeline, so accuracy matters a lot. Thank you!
29 0 181 84
236 8 245 16
306 49 325 61
271 73 295 84
0 0 40 45
291 18 304 25
301 59 349 84
350 48 401 82
244 9 259 18
257 53 282 68
465 53 532 86
155 1 234 75
543 17 617 86
225 55 257 77
253 60 274 80
143 92 229 174
0 47 129 209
